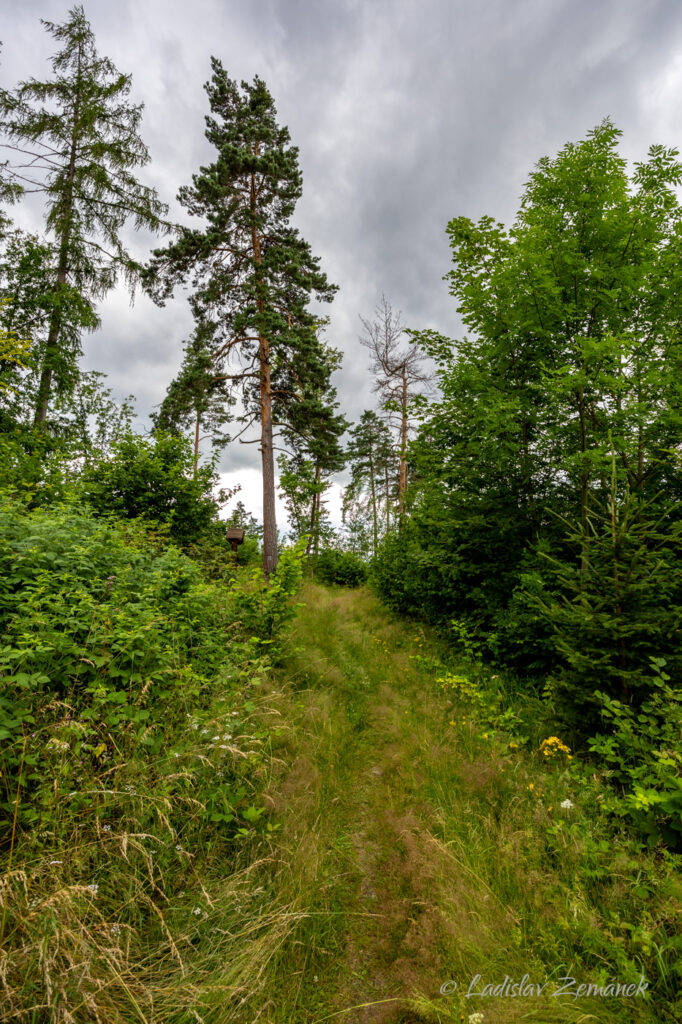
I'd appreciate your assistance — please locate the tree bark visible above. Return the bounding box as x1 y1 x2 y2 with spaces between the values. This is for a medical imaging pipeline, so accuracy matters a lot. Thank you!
398 367 408 520
193 409 200 478
369 448 378 557
251 149 278 575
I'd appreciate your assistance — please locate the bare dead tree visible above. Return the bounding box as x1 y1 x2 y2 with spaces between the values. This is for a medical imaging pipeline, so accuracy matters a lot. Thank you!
359 295 433 519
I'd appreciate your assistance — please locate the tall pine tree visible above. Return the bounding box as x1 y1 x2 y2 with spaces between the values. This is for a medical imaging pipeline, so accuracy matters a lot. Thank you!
146 60 336 573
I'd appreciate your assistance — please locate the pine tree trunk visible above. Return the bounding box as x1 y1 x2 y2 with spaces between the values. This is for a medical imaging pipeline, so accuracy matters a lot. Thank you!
398 368 408 520
259 334 278 575
193 409 200 478
251 150 278 575
369 450 378 557
313 464 322 560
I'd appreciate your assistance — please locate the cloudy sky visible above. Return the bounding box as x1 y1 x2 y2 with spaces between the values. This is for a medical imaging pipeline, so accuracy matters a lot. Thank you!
3 0 682 524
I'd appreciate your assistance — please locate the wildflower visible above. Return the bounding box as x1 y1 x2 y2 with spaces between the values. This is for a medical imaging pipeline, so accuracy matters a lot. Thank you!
218 745 229 750
539 736 571 760
87 883 99 895
527 783 534 791
111 923 121 935
175 844 183 852
509 741 518 750
449 721 455 726
101 824 111 832
482 732 489 739
547 806 552 812
49 860 63 865
560 799 574 810
192 907 202 916
468 1013 485 1024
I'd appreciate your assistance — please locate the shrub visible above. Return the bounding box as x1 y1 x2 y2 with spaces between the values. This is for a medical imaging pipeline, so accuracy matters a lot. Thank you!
81 429 221 544
0 498 303 836
588 660 682 849
314 548 367 587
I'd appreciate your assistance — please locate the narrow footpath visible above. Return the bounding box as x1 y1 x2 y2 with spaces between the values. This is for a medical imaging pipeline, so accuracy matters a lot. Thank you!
231 584 656 1024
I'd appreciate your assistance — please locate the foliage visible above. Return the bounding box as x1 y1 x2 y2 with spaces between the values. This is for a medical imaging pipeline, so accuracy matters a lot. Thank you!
153 313 233 464
81 429 223 545
0 497 283 834
0 5 166 422
537 480 682 733
374 121 682 721
313 547 368 588
588 660 682 848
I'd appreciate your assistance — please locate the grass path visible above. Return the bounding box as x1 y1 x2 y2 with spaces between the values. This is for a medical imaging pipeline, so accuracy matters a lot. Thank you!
244 584 662 1024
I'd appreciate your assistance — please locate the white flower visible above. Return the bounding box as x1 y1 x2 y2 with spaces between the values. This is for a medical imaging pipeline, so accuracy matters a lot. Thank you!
218 745 229 750
101 824 111 832
468 1014 485 1024
111 923 121 935
49 860 62 865
87 883 99 895
560 799 574 810
175 844 183 852
192 906 202 916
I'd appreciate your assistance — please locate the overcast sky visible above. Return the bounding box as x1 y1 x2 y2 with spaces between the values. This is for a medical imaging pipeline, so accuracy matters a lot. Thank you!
3 0 682 525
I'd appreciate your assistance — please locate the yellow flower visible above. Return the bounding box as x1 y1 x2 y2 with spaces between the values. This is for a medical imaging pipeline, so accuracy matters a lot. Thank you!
528 783 535 791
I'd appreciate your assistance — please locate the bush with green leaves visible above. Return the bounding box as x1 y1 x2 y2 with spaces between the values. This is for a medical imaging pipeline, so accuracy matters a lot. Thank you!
588 660 682 849
81 429 221 544
314 548 367 588
0 497 304 837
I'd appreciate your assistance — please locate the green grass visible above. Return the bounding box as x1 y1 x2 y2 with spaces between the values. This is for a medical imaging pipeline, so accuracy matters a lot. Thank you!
2 582 680 1023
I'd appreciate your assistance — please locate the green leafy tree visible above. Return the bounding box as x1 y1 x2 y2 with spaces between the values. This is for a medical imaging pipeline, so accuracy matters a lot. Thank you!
81 430 223 545
146 60 336 574
0 5 167 425
374 121 682 702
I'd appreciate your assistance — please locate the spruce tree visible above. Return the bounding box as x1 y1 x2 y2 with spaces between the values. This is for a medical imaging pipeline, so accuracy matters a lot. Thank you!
153 314 233 476
146 60 337 574
0 5 166 425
